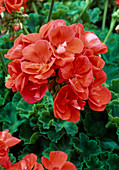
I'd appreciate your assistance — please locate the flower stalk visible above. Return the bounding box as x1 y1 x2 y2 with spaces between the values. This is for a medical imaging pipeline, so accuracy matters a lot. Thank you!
103 19 116 43
102 0 108 30
0 51 7 76
79 0 92 19
47 0 55 22
23 26 29 35
32 2 38 16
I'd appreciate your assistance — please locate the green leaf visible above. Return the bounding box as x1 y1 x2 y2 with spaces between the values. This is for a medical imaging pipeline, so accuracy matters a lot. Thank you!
99 152 110 170
26 13 39 32
85 156 104 170
83 106 108 137
9 153 16 165
16 98 34 118
107 154 119 170
39 125 66 143
68 149 83 170
18 135 50 163
71 133 101 160
43 135 72 157
19 120 34 144
88 8 101 23
0 102 25 134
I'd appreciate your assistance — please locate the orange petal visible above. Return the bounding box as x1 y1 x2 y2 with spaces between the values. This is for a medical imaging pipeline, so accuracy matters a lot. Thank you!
48 26 75 46
21 62 42 74
50 151 67 168
10 45 23 60
88 100 106 111
22 40 52 64
23 154 37 169
67 106 80 123
84 32 108 54
0 129 9 140
5 137 21 147
60 62 74 80
66 37 84 54
41 156 52 169
61 161 77 170
33 162 44 170
22 33 41 44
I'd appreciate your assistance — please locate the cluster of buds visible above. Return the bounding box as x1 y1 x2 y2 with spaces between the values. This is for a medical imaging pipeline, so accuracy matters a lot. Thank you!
0 7 28 40
112 9 119 20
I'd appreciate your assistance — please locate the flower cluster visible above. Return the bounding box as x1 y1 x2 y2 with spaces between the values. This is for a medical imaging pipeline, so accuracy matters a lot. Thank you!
6 151 76 170
5 19 111 123
0 129 21 169
0 0 24 14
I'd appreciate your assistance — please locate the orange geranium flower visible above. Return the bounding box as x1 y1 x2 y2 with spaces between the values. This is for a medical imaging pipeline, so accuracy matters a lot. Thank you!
39 20 84 66
88 72 111 111
4 0 23 13
20 81 47 104
48 26 84 66
5 19 111 110
88 85 111 111
60 55 93 100
4 33 41 60
5 59 28 93
70 23 107 54
41 151 77 170
54 85 85 122
7 153 44 170
0 129 21 169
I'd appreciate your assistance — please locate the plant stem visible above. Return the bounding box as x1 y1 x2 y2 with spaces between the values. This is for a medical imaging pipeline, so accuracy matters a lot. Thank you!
79 0 91 19
23 26 29 35
0 51 7 76
47 0 55 22
103 18 116 43
32 2 38 16
102 0 108 30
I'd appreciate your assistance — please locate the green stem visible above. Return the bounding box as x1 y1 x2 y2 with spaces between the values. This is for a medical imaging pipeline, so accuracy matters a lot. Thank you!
47 0 55 22
32 2 38 16
103 18 116 43
102 0 108 30
0 51 7 76
79 0 91 19
23 26 29 35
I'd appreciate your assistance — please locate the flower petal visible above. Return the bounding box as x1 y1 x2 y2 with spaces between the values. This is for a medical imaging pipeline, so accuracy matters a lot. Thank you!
41 156 52 169
50 151 67 168
61 161 77 170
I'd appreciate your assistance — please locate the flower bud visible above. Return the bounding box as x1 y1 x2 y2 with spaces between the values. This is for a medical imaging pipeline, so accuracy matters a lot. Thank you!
13 24 19 31
19 23 23 30
10 35 15 41
1 28 7 34
115 25 119 33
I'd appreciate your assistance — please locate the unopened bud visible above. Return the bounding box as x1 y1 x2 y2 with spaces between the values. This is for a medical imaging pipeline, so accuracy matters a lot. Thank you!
115 25 119 33
19 23 23 30
13 24 19 31
1 28 7 34
23 14 29 19
10 34 15 41
19 7 24 12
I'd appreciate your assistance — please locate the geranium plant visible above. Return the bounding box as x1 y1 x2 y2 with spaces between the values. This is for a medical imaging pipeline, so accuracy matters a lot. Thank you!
0 0 119 169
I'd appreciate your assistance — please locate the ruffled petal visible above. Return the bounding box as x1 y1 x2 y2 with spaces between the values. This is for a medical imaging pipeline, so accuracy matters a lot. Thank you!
50 151 67 168
61 161 77 170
